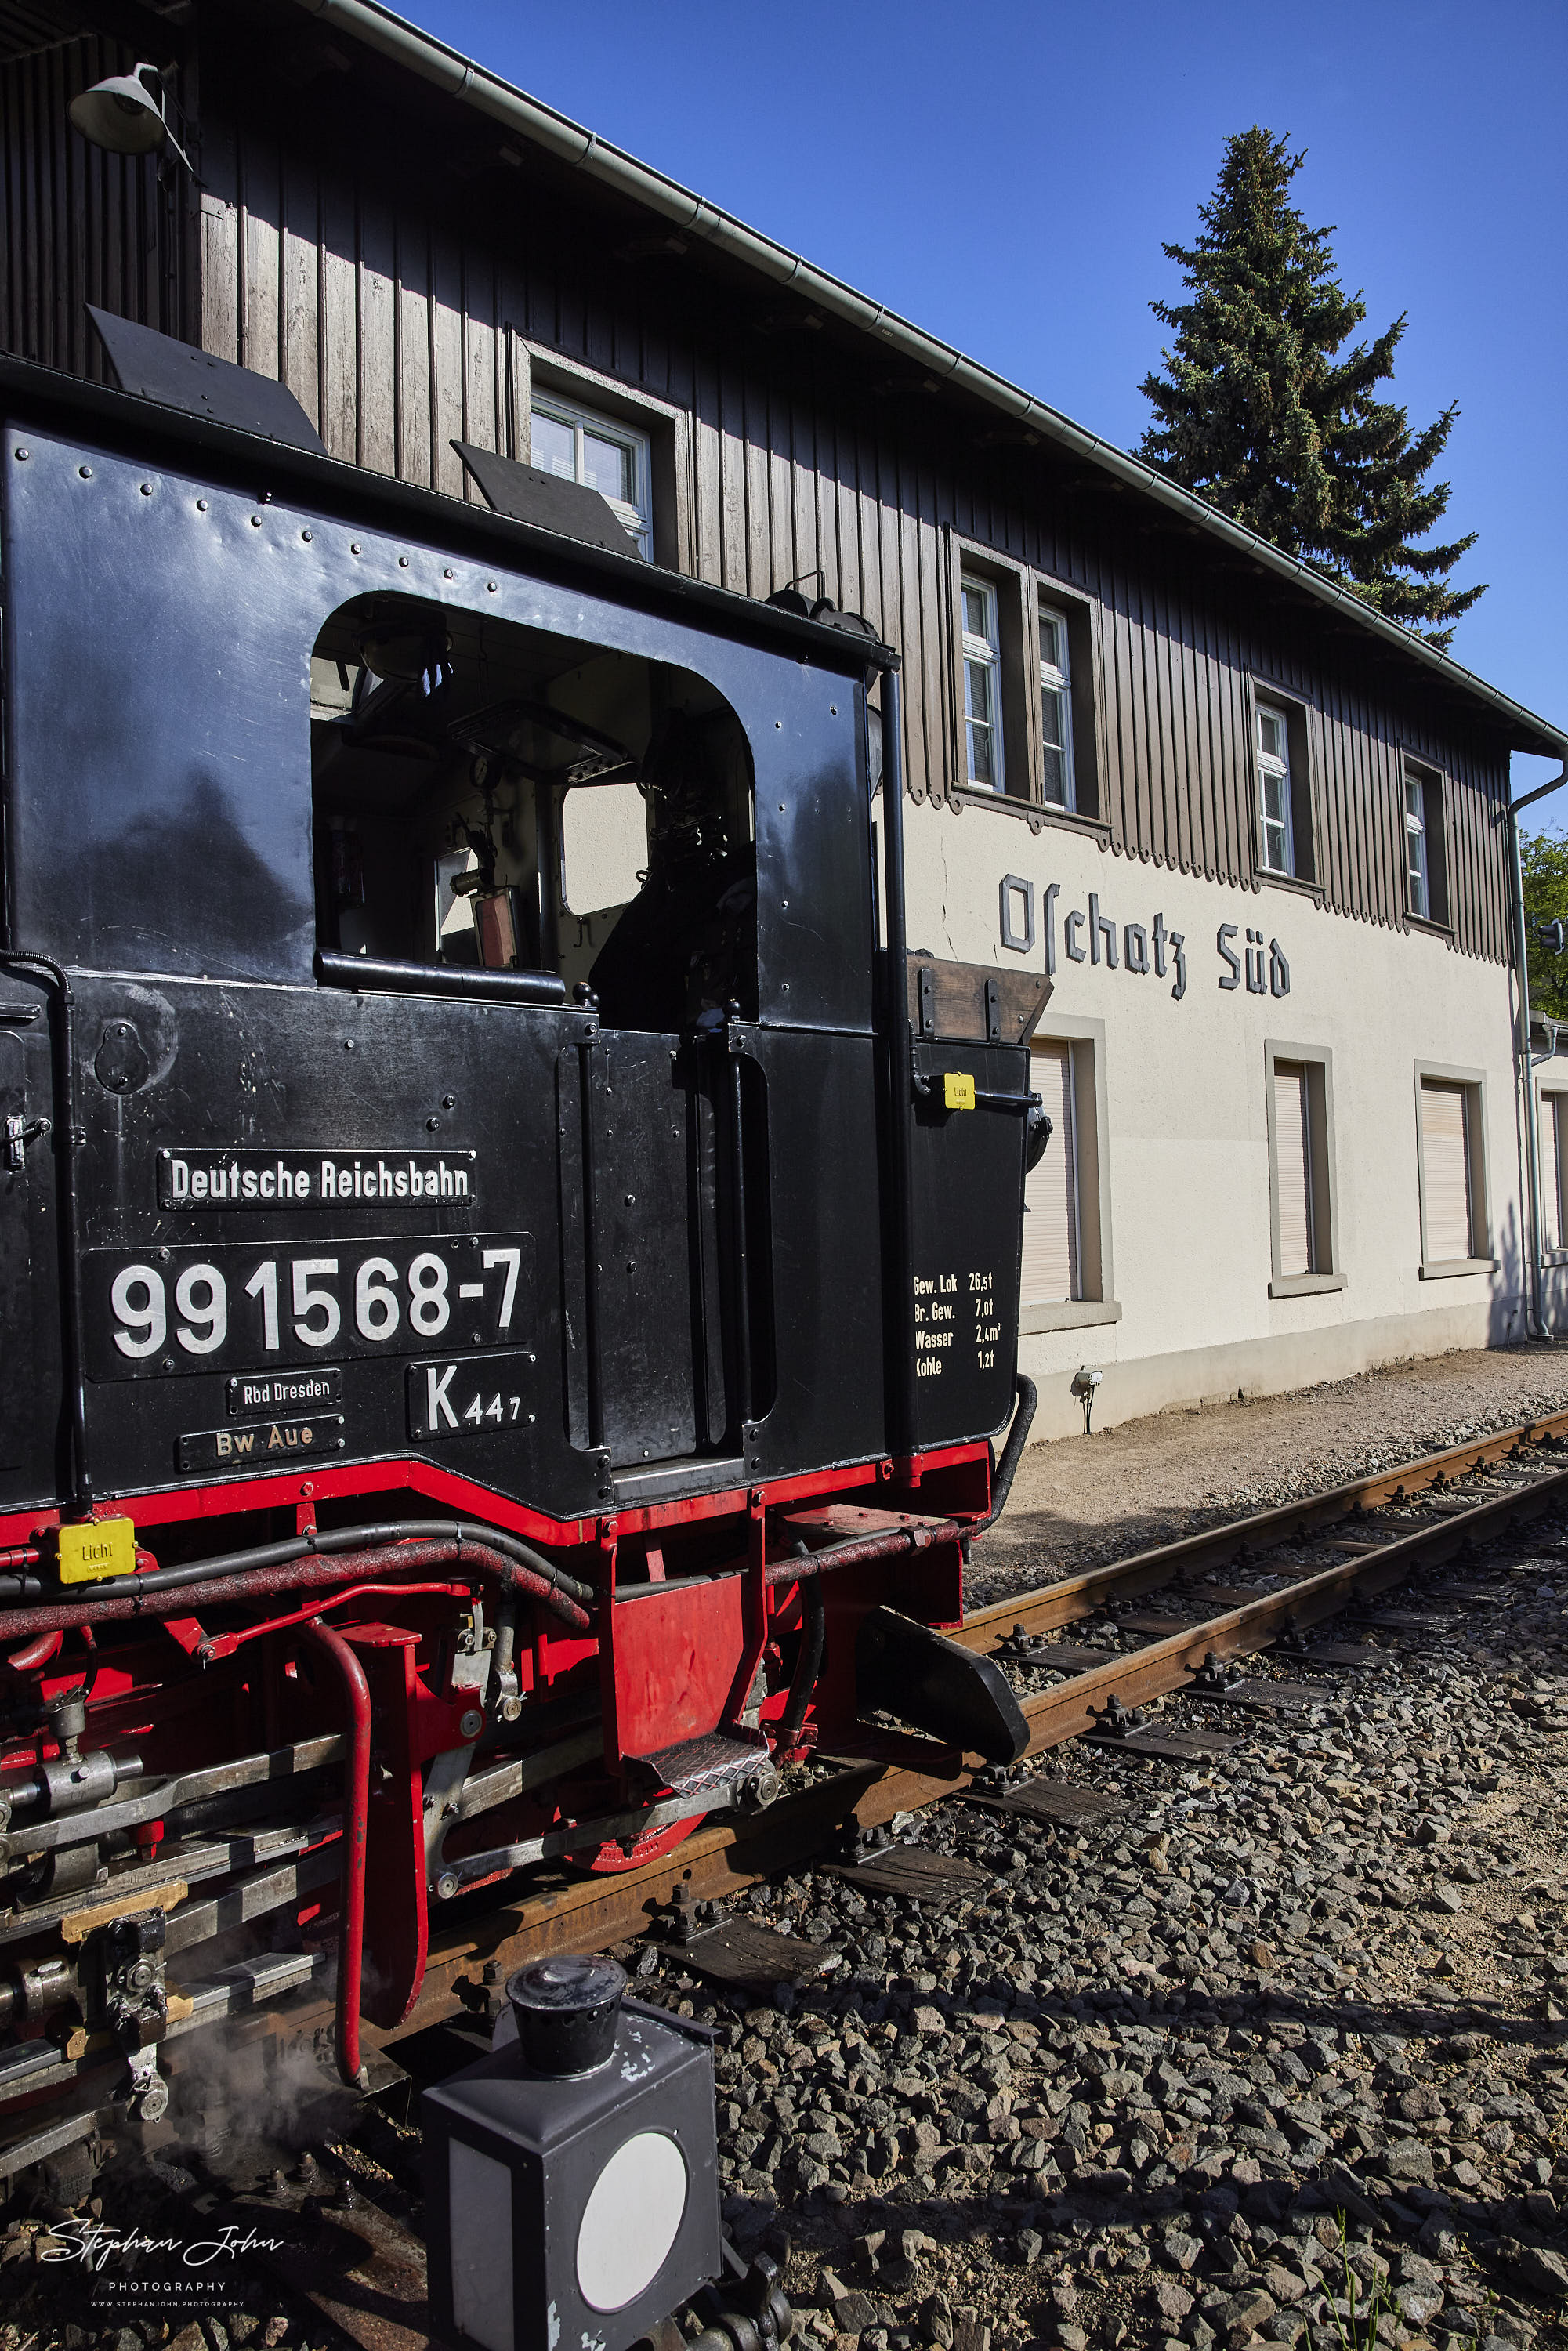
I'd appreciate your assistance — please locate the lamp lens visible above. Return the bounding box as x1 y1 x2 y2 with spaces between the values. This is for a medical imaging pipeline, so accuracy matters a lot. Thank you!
575 2130 688 2310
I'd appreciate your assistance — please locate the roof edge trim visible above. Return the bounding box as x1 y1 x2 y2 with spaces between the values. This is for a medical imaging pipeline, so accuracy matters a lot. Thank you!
292 0 1566 761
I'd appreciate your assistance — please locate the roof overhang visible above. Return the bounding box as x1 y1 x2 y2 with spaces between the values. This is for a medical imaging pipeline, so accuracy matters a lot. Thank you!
287 0 1567 766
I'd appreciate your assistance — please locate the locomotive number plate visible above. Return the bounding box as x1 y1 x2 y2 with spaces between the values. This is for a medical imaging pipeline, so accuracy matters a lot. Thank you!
176 1414 346 1473
407 1353 534 1440
85 1232 535 1381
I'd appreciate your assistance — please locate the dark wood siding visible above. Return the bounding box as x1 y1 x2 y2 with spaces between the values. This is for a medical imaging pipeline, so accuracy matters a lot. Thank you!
3 17 1517 968
1 34 198 374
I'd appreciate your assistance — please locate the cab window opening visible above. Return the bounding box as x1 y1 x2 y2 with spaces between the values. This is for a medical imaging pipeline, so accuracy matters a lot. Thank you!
309 593 758 1031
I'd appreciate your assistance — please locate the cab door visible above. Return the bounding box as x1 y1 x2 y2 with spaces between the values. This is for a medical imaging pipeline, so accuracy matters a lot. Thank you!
900 958 1050 1451
557 1023 772 1477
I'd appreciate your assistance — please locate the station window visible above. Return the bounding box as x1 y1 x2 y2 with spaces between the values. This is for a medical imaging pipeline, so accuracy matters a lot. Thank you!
961 577 1004 792
1544 1089 1568 1254
1251 686 1317 886
309 591 755 1031
1416 1070 1490 1273
948 545 1099 820
1022 1041 1079 1303
1264 1045 1339 1295
1403 759 1450 926
1256 701 1295 876
1019 1022 1117 1334
1038 607 1075 810
531 392 653 557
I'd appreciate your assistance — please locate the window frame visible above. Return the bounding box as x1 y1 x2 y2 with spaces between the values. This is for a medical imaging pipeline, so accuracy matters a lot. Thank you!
1404 771 1430 920
1400 755 1452 931
516 339 694 573
1018 1013 1121 1335
1255 697 1296 878
1413 1060 1495 1277
960 573 1006 793
1263 1040 1343 1298
529 387 654 557
1541 1081 1568 1261
945 537 1104 827
1246 678 1320 891
1037 603 1076 813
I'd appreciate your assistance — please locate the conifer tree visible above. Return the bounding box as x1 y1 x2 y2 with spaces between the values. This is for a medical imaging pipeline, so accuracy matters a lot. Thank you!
1139 129 1483 648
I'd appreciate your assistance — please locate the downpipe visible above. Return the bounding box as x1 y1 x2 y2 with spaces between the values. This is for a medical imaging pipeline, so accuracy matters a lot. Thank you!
1508 770 1568 1340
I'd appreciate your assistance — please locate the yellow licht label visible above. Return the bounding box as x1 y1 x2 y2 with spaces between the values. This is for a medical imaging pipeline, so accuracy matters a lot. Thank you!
56 1517 137 1584
943 1071 976 1110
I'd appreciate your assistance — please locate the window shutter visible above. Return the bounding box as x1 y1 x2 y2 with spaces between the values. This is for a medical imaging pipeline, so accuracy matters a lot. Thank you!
1273 1063 1313 1277
1022 1044 1077 1304
1420 1082 1472 1262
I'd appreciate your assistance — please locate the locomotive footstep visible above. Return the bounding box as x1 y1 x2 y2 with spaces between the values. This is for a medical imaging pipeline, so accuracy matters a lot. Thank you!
825 1846 990 1905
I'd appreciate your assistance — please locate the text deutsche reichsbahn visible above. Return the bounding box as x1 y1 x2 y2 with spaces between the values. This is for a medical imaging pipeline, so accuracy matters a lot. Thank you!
156 1150 476 1208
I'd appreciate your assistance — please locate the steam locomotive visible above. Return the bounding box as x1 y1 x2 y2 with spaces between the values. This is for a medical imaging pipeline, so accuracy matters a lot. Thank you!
0 310 1046 2169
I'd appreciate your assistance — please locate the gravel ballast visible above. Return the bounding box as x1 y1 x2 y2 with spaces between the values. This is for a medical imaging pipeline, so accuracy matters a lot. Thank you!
2 1349 1566 2351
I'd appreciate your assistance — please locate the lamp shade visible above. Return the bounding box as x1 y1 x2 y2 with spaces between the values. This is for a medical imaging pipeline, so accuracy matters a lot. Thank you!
69 65 168 156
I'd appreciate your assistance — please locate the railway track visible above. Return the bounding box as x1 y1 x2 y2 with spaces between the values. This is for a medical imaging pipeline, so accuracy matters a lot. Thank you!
343 1402 1568 2056
8 1403 1567 2183
9 1402 1567 2351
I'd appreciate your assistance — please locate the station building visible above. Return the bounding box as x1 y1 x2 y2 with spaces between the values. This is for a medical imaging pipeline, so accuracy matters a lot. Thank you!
4 0 1565 1440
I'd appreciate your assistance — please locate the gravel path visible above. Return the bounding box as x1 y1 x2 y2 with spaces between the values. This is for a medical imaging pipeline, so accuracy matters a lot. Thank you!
973 1342 1568 1607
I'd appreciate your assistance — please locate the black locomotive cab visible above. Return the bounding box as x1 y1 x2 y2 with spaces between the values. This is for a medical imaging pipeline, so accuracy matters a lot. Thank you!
0 333 1042 1531
0 327 1047 2130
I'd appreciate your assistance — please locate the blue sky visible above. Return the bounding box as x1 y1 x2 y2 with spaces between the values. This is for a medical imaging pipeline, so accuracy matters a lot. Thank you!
404 0 1565 801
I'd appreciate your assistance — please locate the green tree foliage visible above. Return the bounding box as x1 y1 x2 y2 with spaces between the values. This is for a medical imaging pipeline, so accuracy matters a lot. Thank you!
1140 129 1484 649
1521 828 1568 1019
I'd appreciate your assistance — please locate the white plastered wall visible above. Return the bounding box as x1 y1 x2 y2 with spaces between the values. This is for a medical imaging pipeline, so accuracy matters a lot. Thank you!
903 796 1527 1443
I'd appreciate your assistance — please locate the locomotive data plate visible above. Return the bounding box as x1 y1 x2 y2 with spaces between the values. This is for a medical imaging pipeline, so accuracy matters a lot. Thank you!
176 1414 346 1473
156 1147 477 1210
407 1352 535 1440
85 1232 534 1381
226 1367 342 1418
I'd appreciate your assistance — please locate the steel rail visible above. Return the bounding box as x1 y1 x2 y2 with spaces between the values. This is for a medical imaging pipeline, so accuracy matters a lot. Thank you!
954 1407 1568 1655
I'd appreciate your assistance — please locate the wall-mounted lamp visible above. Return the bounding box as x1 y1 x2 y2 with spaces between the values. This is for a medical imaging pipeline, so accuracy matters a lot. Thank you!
68 62 195 172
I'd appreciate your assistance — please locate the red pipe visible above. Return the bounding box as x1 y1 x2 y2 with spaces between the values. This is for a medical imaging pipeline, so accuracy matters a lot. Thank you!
0 1538 590 1643
763 1519 962 1585
302 1618 371 2090
198 1580 474 1661
5 1627 63 1669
